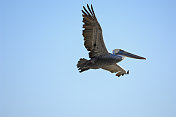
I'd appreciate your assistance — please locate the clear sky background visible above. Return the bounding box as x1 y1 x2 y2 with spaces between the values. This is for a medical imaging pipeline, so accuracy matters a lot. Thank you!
1 0 176 117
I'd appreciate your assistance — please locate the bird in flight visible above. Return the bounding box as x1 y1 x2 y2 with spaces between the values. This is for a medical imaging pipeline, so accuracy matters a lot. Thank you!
77 4 146 77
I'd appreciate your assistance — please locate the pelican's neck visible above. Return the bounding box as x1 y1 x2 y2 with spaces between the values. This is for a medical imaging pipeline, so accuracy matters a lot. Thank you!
121 55 125 60
111 53 125 60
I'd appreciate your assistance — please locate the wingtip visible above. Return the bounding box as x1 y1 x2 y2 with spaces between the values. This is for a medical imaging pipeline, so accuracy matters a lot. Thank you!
81 10 84 14
127 70 129 74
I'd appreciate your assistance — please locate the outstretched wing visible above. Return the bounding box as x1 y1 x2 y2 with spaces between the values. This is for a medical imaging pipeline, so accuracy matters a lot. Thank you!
82 4 108 58
102 64 128 77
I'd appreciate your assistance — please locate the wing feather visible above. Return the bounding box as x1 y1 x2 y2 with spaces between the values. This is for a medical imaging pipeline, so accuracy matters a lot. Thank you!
102 64 127 77
87 4 94 15
82 4 108 58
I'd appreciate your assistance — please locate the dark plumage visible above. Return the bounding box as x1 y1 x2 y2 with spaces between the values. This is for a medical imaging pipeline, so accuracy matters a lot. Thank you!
77 4 146 77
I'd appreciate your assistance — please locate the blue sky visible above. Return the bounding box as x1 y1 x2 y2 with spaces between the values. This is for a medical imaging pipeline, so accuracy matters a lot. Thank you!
1 0 176 117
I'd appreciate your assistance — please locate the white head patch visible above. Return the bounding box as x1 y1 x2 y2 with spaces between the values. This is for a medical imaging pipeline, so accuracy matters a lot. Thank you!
112 49 121 54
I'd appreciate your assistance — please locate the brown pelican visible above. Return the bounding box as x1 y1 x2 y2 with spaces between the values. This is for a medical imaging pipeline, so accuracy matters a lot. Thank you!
77 4 146 77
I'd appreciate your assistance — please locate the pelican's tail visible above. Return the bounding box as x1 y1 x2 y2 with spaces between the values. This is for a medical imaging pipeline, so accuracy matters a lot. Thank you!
77 58 90 72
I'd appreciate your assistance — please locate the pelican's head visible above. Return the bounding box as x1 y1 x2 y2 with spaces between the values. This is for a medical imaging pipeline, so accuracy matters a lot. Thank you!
112 49 146 60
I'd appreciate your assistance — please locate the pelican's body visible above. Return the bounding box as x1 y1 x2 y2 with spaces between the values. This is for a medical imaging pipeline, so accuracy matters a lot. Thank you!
85 53 124 69
77 4 146 77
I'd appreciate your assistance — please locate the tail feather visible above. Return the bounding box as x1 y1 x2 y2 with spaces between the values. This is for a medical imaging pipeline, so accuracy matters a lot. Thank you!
77 58 90 72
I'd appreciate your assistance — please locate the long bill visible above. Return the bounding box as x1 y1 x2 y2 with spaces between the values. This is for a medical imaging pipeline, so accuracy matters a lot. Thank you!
118 50 146 60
